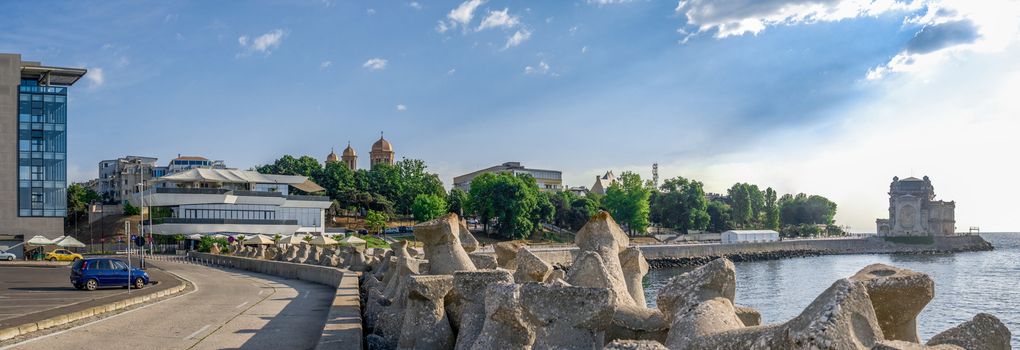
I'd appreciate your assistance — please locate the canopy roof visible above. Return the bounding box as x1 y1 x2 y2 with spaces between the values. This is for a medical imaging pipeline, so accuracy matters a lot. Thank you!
54 236 86 248
26 235 55 245
309 235 337 246
339 235 367 245
159 168 325 192
244 234 274 245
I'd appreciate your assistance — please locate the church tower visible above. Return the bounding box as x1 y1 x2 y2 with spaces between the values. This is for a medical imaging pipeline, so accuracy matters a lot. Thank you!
342 141 358 170
370 132 395 168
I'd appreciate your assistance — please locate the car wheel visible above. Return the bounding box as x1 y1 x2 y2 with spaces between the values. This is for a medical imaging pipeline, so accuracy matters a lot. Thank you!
134 277 145 289
84 279 98 291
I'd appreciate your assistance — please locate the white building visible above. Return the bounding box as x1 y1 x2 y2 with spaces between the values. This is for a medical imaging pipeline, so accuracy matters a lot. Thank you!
134 169 330 237
721 230 780 244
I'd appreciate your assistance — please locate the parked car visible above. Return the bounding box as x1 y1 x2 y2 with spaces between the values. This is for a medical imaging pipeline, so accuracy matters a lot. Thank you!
45 249 83 262
383 228 400 234
466 219 479 225
0 251 15 261
398 226 414 233
71 258 149 291
357 229 368 235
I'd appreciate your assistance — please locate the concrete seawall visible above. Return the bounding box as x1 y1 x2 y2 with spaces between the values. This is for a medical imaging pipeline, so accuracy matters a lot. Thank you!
521 235 994 267
189 252 362 350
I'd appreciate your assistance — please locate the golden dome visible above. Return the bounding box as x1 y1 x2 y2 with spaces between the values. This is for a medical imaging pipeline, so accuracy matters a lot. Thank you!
372 135 393 152
343 142 357 157
326 149 339 163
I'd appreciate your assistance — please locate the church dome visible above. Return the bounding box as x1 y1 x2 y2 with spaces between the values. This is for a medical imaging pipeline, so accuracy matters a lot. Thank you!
326 149 339 163
343 143 357 157
372 136 393 152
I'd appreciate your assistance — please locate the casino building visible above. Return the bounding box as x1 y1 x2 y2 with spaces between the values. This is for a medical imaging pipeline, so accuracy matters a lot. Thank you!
876 176 956 236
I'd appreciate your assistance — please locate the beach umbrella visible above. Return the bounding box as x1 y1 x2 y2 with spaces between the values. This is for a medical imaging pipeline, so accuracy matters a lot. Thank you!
309 235 338 246
338 235 367 248
55 236 86 248
26 235 55 245
210 234 228 240
244 234 274 245
187 234 204 240
279 235 308 245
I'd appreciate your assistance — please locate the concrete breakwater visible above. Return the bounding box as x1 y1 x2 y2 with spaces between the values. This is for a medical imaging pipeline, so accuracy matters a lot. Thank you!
523 235 994 268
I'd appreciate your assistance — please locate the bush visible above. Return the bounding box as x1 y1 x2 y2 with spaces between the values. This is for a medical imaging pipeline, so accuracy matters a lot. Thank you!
197 236 229 253
123 202 141 216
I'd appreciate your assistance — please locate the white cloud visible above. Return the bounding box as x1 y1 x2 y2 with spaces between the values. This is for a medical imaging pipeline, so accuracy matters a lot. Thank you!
676 0 920 39
504 29 532 49
587 0 633 5
478 8 520 31
237 29 286 55
581 45 588 53
367 8 376 15
363 58 388 70
437 0 485 32
410 2 422 10
320 60 332 69
396 104 408 111
524 60 550 74
86 67 104 87
447 68 457 74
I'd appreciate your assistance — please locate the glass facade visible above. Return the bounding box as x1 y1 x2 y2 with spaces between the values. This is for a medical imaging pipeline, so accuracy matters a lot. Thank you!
17 79 67 217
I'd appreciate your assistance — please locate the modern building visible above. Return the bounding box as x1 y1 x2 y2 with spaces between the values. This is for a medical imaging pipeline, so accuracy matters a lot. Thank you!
165 155 226 174
876 176 955 236
453 162 563 192
590 171 618 195
137 168 330 236
721 230 780 244
96 156 159 204
0 53 86 251
324 134 395 170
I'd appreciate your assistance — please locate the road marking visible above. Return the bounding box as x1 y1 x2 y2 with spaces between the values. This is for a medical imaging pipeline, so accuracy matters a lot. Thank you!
184 324 210 340
235 301 248 309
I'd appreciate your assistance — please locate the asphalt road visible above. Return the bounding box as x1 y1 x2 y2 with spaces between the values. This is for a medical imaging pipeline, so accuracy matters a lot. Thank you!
3 259 335 350
0 261 179 327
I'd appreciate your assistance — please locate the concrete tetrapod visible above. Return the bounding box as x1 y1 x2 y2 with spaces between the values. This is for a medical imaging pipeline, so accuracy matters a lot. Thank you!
459 220 480 253
468 253 498 269
619 247 649 307
926 313 1011 350
521 282 615 350
453 270 515 350
850 263 934 343
493 241 524 270
471 283 534 350
573 211 637 307
513 246 553 283
413 213 476 274
397 275 456 350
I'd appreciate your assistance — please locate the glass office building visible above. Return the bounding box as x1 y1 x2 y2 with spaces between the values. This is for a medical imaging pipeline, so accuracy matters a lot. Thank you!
18 79 68 217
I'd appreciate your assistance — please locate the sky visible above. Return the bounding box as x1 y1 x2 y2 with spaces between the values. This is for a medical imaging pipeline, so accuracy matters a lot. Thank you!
2 0 1018 232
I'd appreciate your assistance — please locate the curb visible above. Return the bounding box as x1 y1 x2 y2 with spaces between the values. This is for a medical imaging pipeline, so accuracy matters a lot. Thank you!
0 274 188 342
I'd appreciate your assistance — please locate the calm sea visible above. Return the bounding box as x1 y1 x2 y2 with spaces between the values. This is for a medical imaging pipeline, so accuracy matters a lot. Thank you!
643 233 1020 346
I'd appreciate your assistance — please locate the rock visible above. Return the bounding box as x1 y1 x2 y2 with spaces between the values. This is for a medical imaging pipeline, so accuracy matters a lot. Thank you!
656 258 736 322
926 313 1011 350
471 283 534 350
493 241 524 270
567 251 620 305
547 269 566 284
398 275 455 350
459 220 480 253
453 270 514 350
733 305 761 327
619 247 649 307
603 340 669 350
521 283 615 350
850 263 934 343
468 253 498 269
572 211 635 307
413 213 476 274
513 246 552 283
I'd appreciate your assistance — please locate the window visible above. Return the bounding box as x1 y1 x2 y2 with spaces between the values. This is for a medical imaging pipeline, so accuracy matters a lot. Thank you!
95 260 112 270
111 260 128 270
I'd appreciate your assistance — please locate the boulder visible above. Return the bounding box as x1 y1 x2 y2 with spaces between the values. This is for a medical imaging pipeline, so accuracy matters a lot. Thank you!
470 283 535 350
459 220 480 253
926 313 1011 350
398 275 456 350
493 241 524 270
468 253 498 269
619 247 649 306
521 283 615 350
850 263 934 343
453 270 514 350
513 246 552 283
413 213 476 274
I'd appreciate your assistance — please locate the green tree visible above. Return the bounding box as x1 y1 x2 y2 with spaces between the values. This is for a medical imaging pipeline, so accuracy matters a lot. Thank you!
706 200 733 233
649 176 710 234
548 191 598 232
66 183 99 222
255 155 322 178
317 161 355 202
365 210 388 234
778 193 838 226
467 172 543 239
412 193 448 222
763 187 780 230
123 202 141 216
446 188 469 216
603 171 651 235
727 183 764 228
395 159 446 215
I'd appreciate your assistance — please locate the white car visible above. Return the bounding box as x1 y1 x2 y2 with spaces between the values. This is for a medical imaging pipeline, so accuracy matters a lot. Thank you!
0 251 15 261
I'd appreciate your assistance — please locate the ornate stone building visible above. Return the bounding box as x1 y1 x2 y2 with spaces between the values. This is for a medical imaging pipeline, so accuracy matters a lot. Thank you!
324 135 393 171
876 176 955 236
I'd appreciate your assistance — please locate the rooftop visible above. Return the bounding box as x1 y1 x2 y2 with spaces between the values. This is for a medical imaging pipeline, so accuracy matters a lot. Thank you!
20 63 87 86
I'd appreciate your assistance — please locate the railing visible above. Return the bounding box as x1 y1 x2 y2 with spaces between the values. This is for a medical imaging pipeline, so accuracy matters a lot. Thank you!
154 188 230 195
233 190 284 198
285 194 330 201
153 218 299 225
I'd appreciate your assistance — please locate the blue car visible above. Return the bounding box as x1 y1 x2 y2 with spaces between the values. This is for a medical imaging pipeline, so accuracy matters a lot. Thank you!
71 258 149 291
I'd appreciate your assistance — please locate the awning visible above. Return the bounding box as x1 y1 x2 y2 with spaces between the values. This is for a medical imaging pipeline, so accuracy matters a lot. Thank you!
292 179 325 193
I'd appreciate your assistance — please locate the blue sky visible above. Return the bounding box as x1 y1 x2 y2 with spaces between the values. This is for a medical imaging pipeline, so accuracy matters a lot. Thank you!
3 0 1019 232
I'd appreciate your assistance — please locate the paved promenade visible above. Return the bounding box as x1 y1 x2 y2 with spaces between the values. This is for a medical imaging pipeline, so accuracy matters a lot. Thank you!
2 259 335 350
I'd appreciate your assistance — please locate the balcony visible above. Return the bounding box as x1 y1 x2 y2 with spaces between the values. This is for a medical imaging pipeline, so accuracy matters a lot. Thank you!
285 194 330 201
153 218 298 225
154 188 230 195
